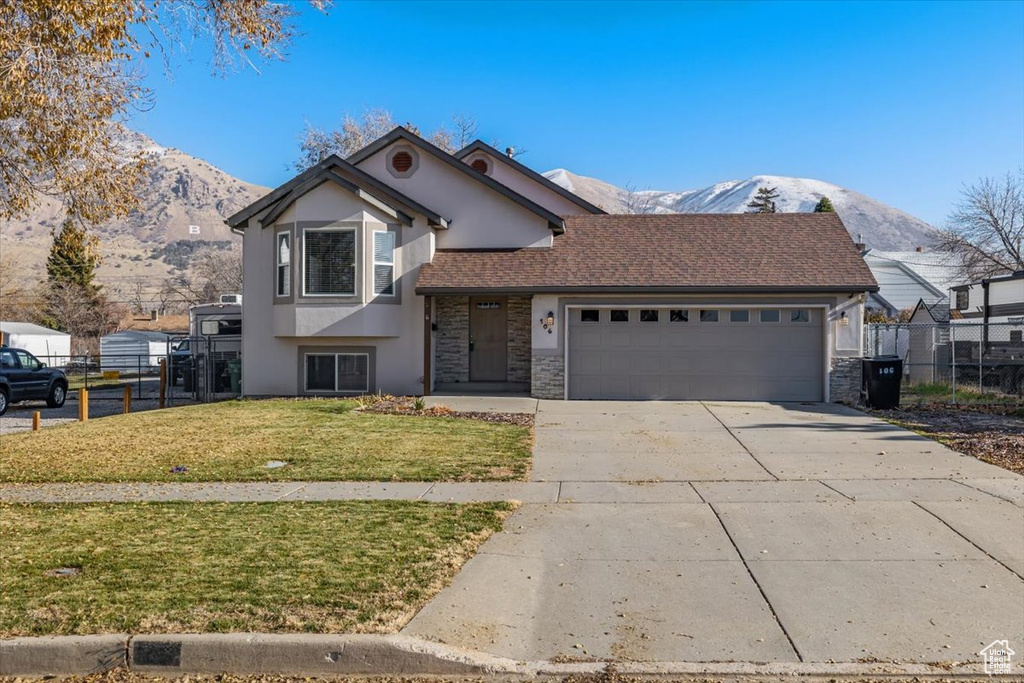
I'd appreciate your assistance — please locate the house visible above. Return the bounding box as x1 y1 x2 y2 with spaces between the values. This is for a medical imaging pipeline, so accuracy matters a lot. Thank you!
99 330 173 372
227 127 877 403
0 321 71 364
862 248 962 313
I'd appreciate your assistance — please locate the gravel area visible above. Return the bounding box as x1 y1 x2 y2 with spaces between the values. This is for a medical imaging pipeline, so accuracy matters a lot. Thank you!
872 404 1024 474
0 397 197 435
358 395 535 427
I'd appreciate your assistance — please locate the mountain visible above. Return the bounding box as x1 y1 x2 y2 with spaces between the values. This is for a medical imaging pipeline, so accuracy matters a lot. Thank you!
0 129 269 288
544 170 938 251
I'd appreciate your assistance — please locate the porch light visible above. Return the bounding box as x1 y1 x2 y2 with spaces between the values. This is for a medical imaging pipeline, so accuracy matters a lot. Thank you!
541 311 555 333
839 311 850 326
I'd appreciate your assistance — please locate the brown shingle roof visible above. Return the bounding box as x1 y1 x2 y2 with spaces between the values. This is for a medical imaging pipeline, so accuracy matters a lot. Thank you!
416 213 878 293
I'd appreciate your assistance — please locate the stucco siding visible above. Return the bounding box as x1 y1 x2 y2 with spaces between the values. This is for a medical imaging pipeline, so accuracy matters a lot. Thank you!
356 143 554 250
463 150 591 216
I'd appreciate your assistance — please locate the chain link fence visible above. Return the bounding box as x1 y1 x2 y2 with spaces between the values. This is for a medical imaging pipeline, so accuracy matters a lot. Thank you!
864 322 1024 404
35 335 241 404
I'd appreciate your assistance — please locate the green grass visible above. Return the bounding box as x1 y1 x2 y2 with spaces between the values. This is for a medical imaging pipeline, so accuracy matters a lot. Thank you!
0 399 533 483
0 501 513 636
901 382 1023 406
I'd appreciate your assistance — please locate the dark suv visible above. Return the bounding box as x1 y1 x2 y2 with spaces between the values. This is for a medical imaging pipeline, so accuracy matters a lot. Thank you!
0 346 69 416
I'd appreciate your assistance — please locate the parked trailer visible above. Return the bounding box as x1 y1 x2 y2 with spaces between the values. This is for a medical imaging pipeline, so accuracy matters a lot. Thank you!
100 330 173 372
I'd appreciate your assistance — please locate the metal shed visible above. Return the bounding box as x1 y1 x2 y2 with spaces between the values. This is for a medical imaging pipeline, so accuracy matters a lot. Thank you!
100 330 172 372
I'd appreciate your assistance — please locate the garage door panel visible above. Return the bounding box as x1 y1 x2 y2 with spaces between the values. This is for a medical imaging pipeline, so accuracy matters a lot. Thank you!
568 306 823 401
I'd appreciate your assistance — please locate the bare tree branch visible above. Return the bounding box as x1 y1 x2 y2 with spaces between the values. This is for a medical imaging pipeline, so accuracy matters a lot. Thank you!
935 170 1024 280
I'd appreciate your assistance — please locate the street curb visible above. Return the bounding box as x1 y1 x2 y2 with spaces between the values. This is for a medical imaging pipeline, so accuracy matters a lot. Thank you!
0 634 128 676
0 633 1006 678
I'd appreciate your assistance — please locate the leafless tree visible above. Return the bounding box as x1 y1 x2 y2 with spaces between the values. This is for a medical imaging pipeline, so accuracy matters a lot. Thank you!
936 170 1024 280
452 114 479 150
162 246 243 307
623 182 657 215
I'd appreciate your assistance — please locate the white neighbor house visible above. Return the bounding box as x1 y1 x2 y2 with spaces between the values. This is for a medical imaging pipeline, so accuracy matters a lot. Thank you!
862 248 963 314
227 127 877 403
0 321 71 364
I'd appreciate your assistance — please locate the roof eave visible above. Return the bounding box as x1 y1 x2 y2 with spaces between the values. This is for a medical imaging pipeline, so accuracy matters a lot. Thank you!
416 284 880 296
454 139 608 215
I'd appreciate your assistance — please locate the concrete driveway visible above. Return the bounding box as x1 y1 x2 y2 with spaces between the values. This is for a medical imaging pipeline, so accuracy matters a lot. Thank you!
405 400 1024 664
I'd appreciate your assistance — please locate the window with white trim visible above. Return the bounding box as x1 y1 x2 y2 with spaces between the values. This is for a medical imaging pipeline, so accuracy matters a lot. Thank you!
760 309 781 323
303 228 356 296
791 309 811 323
373 230 395 296
304 353 369 393
276 232 291 297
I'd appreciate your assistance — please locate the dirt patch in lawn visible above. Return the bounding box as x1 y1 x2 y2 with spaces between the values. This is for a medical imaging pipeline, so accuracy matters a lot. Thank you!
356 395 534 428
872 404 1024 474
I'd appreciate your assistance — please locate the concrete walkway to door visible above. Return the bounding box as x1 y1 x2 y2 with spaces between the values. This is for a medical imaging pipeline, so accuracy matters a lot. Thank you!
404 399 1024 665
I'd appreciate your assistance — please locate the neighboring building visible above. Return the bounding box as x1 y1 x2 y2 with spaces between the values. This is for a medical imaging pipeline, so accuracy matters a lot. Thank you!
0 321 71 364
950 271 1024 345
906 297 951 385
99 330 173 372
227 127 877 403
862 248 962 313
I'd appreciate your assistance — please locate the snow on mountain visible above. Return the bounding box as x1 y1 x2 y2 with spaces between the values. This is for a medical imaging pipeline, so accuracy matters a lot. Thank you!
543 170 938 251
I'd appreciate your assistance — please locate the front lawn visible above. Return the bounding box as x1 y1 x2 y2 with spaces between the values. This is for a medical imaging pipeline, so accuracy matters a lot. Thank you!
0 501 512 636
0 399 532 483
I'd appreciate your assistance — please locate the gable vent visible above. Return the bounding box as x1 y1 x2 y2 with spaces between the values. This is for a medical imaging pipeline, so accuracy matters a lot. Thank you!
391 151 414 173
470 158 489 174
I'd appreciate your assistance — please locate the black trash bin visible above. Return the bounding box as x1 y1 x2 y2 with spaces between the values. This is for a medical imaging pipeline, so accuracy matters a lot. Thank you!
182 360 195 393
862 356 903 409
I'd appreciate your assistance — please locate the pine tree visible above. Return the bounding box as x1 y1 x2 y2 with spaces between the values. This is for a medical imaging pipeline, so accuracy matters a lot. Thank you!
746 186 779 213
46 218 102 294
814 196 835 213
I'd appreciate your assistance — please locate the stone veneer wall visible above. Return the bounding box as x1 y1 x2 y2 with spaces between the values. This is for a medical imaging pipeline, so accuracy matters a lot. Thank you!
531 353 565 399
507 296 532 384
434 296 469 383
829 356 863 405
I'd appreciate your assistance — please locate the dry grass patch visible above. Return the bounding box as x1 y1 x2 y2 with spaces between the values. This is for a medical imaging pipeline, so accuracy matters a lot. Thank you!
0 398 532 483
0 500 513 636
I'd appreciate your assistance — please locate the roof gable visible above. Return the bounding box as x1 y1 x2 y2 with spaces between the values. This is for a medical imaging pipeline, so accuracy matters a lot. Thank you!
226 155 447 229
347 127 566 233
454 140 606 215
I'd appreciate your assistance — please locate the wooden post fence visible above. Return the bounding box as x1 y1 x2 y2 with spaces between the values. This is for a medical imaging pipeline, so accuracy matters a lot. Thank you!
78 388 89 422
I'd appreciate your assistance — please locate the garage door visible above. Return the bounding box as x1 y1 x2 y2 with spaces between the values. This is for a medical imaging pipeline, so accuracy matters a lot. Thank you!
568 307 824 401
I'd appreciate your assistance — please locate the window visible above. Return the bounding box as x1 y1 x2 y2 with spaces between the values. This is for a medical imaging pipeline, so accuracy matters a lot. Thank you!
305 353 369 393
956 289 969 310
699 309 719 322
760 309 781 323
276 232 291 297
640 309 659 322
304 228 356 296
580 309 600 322
373 231 395 296
730 309 750 323
0 350 15 369
791 309 810 323
670 309 688 322
610 309 629 322
15 351 39 370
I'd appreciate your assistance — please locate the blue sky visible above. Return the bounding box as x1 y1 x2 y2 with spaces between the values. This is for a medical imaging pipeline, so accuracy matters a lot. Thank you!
132 0 1024 225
